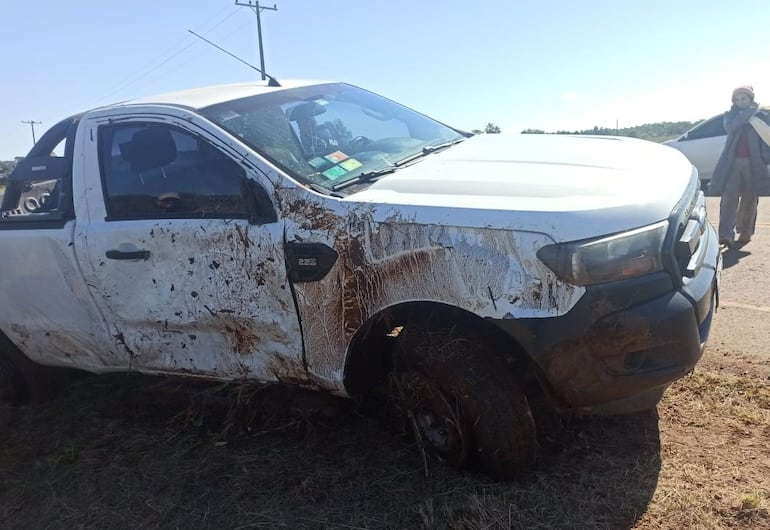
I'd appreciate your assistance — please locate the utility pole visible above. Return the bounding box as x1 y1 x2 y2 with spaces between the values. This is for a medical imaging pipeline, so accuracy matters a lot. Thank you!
22 120 42 145
234 1 278 81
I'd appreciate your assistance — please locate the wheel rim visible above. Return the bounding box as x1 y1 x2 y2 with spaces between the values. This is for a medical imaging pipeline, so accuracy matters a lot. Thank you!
394 371 469 467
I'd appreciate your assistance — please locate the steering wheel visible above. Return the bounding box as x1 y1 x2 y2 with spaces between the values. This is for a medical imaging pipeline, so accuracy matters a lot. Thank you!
157 192 184 212
347 136 372 153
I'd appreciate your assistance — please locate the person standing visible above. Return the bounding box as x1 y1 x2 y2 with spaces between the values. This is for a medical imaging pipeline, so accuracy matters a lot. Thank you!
710 85 770 246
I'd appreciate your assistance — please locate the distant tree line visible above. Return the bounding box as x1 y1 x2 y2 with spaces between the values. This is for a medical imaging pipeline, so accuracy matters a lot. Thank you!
521 120 701 143
472 123 502 134
472 120 700 142
0 160 16 184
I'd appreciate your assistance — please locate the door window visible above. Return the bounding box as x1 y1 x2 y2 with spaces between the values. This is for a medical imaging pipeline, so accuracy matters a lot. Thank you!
0 118 76 226
99 124 258 220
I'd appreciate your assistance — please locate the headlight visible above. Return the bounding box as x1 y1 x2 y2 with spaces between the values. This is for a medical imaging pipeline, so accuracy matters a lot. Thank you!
537 221 669 286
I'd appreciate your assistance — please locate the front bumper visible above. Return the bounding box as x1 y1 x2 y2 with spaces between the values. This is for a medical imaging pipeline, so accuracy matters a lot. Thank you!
495 223 721 414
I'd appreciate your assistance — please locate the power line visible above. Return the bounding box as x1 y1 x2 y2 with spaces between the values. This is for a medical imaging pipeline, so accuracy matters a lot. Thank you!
92 6 241 105
154 18 254 83
234 1 278 81
22 120 42 145
93 41 199 105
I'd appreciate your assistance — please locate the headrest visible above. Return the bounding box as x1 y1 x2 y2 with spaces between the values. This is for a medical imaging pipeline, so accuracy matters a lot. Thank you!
120 127 177 173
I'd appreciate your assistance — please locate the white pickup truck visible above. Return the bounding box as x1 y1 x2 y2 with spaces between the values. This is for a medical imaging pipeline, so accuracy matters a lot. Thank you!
0 80 720 478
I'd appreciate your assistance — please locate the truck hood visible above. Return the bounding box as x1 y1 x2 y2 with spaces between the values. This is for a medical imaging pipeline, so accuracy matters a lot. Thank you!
345 134 696 242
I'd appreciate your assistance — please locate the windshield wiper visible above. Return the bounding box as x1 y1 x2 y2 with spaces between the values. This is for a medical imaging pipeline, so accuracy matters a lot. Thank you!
394 138 466 166
305 181 344 198
329 138 465 192
331 166 397 191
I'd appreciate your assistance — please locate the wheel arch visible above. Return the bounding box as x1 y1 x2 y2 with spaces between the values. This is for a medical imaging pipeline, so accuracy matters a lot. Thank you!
342 301 541 397
0 326 76 403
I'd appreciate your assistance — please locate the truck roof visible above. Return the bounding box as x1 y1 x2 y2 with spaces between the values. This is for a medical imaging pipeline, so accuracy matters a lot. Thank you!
103 79 329 111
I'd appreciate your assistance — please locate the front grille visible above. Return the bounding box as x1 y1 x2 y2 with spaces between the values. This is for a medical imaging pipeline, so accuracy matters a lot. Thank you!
674 190 707 278
664 175 704 282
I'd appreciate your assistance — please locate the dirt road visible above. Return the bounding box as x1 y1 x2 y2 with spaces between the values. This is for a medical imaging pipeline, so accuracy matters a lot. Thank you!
707 196 770 378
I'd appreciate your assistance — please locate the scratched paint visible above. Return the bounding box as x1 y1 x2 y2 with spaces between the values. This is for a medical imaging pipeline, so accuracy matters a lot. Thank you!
25 183 580 392
280 188 584 388
1 106 592 393
540 310 657 407
78 217 305 381
1 166 582 395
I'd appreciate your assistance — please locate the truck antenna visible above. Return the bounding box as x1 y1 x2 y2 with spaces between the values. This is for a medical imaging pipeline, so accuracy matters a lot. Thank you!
187 30 281 87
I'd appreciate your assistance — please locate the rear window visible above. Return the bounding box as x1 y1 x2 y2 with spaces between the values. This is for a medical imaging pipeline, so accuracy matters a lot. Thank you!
0 117 77 228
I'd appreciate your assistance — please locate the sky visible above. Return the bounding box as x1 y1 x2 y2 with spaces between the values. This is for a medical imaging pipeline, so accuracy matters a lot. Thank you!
3 0 770 159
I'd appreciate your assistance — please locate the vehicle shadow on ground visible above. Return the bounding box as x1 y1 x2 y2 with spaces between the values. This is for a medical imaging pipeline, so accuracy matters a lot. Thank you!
0 374 661 529
722 245 751 269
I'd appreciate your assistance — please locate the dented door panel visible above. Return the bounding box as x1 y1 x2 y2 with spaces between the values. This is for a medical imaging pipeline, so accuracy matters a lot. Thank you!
80 217 304 380
72 111 305 381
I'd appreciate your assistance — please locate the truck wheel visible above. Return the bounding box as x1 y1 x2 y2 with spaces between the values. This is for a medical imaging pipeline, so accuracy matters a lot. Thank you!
389 325 538 479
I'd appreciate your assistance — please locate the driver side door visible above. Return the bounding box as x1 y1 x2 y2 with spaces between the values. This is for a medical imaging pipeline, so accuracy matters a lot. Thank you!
79 118 305 381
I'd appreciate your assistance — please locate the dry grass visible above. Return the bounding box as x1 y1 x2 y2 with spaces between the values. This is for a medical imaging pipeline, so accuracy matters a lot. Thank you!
0 360 768 530
635 368 770 530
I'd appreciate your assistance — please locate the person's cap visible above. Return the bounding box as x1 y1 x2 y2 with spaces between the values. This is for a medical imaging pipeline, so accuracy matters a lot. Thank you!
732 85 755 101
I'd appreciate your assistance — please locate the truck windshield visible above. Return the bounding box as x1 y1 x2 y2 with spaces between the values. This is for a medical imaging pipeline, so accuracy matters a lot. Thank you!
199 83 466 194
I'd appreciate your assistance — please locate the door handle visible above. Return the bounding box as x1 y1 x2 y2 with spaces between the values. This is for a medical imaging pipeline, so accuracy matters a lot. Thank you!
105 249 151 260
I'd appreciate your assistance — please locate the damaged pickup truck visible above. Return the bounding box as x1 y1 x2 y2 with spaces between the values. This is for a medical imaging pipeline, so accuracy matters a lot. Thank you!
0 80 720 478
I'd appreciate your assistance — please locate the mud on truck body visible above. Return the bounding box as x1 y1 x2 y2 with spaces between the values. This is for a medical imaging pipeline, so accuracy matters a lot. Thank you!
0 80 721 478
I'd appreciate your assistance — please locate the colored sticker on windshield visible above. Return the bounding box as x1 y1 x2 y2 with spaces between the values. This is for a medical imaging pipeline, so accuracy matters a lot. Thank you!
308 157 331 170
325 151 348 163
322 165 348 180
339 158 362 171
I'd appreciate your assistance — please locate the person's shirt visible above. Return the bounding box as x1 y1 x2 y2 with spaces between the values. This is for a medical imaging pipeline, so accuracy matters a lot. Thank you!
736 124 750 158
